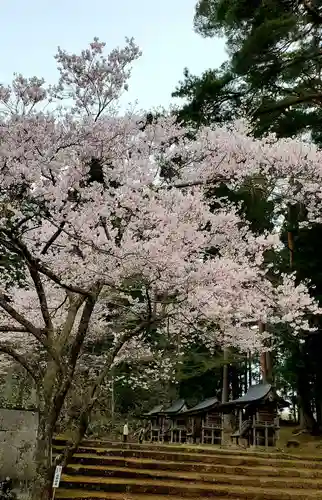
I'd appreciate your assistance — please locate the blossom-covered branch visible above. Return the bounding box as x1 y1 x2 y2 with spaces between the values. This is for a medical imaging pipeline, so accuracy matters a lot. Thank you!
0 35 321 499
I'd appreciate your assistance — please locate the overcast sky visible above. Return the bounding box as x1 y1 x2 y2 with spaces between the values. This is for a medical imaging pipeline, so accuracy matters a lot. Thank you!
0 0 226 112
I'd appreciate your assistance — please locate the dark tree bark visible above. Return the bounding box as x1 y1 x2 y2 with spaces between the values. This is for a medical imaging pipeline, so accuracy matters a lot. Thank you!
230 364 240 400
296 354 319 434
32 412 54 500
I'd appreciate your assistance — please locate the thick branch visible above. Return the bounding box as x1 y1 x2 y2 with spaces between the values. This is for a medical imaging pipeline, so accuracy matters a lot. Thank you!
57 295 86 351
253 93 322 117
0 295 45 340
68 284 102 368
41 221 66 255
28 267 54 334
88 319 156 405
0 344 41 384
34 261 91 297
173 178 220 189
1 230 91 297
0 234 53 333
48 285 101 430
58 320 151 467
0 326 29 332
145 286 152 318
0 295 63 370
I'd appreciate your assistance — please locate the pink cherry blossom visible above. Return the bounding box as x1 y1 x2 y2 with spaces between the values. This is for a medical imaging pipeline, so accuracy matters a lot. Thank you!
0 36 320 497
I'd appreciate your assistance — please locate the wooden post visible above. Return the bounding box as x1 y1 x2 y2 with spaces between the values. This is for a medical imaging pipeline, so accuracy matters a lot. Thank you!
111 371 115 424
275 415 280 446
259 322 267 383
221 413 224 444
248 351 252 388
265 425 268 447
222 348 229 403
222 348 231 434
266 350 273 383
201 417 204 444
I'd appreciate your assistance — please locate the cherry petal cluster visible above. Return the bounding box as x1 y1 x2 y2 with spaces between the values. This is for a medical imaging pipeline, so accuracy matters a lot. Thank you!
0 37 320 381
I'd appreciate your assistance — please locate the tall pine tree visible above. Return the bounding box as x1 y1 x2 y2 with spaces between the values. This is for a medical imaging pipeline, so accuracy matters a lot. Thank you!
174 0 322 144
173 0 322 432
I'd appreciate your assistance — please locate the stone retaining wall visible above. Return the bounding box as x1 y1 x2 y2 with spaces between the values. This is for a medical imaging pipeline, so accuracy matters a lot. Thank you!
0 408 38 479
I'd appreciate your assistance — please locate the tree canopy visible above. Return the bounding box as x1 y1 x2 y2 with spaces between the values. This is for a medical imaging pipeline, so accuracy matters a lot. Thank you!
174 0 322 143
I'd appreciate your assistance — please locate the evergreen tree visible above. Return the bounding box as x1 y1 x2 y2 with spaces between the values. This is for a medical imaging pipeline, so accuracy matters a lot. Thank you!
173 0 322 431
174 0 322 144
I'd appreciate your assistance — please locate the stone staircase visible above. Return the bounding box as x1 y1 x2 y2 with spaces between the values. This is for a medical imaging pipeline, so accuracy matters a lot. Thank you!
52 437 322 499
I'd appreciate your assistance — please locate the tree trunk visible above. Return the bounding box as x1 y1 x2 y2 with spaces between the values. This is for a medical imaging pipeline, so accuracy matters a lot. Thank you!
298 392 318 434
265 351 273 384
32 413 54 500
222 348 229 403
61 406 91 467
297 370 319 434
259 322 268 383
222 348 231 432
248 351 252 387
111 373 115 424
244 356 248 394
230 364 239 400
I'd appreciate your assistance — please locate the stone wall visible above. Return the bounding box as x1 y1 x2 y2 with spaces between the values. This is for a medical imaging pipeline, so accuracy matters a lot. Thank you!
0 408 38 479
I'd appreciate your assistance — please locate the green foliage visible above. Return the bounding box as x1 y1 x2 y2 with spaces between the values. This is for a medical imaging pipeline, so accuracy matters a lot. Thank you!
173 66 246 127
175 0 322 143
172 0 322 430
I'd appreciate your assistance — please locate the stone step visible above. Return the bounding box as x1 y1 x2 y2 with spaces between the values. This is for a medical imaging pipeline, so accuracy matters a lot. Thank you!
64 464 322 489
52 437 322 462
56 492 241 500
61 455 322 478
52 447 322 469
58 475 322 499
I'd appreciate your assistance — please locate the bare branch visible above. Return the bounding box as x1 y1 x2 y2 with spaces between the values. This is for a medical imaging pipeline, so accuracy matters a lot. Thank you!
28 266 54 334
0 294 44 339
145 285 152 320
58 314 166 467
100 216 111 241
41 221 66 255
68 284 102 367
0 294 63 371
49 284 101 429
57 295 86 351
88 316 162 403
52 293 68 318
1 230 91 297
0 343 41 384
0 326 29 332
0 232 54 334
34 261 92 297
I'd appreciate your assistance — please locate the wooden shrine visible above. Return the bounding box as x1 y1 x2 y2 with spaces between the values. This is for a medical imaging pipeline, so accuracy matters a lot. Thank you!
143 404 164 442
220 383 286 447
181 396 223 445
162 399 187 443
143 400 187 443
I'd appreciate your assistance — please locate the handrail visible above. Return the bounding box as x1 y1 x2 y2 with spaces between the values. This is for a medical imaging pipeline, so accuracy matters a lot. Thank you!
240 419 251 436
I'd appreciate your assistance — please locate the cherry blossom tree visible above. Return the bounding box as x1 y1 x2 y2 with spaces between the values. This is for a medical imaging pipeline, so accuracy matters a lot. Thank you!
0 38 320 499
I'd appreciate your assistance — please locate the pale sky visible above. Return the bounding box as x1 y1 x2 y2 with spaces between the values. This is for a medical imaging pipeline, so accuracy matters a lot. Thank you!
0 0 226 112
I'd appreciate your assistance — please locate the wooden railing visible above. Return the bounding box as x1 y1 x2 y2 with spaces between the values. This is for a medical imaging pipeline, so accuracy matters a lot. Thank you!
240 419 251 436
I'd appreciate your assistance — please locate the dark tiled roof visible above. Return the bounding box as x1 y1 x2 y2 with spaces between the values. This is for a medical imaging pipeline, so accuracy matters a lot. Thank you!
183 396 219 415
220 383 272 408
144 404 164 416
163 399 186 414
